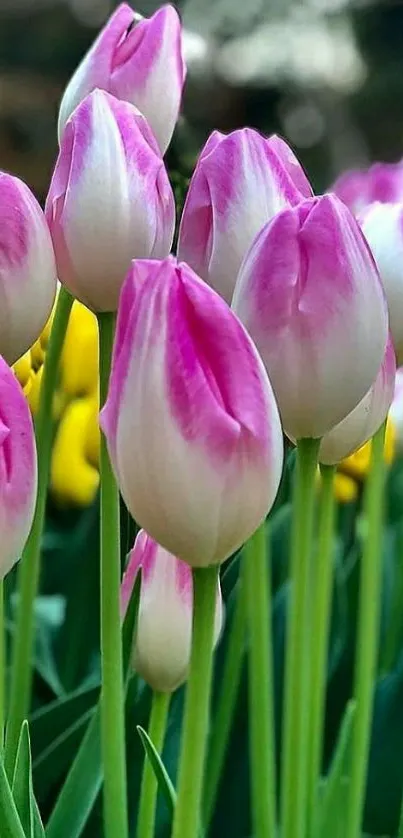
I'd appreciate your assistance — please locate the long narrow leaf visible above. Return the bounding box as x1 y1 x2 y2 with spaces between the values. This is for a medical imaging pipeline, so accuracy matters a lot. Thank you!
12 721 33 836
0 758 26 838
46 573 141 838
137 725 177 815
315 700 356 838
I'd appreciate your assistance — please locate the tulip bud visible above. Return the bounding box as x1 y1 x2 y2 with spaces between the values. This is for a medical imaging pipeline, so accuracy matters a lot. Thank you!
389 368 403 453
360 202 403 362
46 90 175 313
177 129 312 304
233 194 388 440
58 4 185 154
121 530 223 692
333 161 403 216
100 257 284 567
319 336 395 465
0 174 56 365
0 357 37 578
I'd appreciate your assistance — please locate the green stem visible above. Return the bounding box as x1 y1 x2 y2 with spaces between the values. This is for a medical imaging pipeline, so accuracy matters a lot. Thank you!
280 437 321 838
203 567 247 827
98 312 128 838
346 422 386 838
137 691 170 838
244 522 277 838
5 287 73 776
0 581 4 751
171 565 219 838
306 464 336 835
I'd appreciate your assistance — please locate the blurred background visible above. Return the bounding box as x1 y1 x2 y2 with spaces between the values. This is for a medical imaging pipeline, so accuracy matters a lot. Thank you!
1 0 402 203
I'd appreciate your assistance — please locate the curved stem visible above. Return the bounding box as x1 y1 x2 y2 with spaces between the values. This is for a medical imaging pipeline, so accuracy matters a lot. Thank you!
136 691 170 838
280 437 321 838
203 569 247 827
306 464 336 835
245 522 277 838
171 565 219 838
98 312 128 838
346 422 386 838
5 287 73 776
0 581 4 751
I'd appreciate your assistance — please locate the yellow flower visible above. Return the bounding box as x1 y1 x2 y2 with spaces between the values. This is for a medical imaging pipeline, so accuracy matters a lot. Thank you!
51 396 100 506
340 418 395 481
60 301 98 398
13 351 34 396
333 473 358 504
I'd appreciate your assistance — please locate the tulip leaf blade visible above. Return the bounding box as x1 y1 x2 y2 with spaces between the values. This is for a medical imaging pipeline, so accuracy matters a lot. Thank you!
136 725 177 814
0 753 26 838
315 699 356 838
12 720 34 837
45 571 141 838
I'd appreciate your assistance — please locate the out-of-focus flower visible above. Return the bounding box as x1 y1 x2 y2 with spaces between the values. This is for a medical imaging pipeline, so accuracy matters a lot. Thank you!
46 90 175 313
233 194 388 440
51 396 100 506
319 336 395 465
100 257 284 567
328 417 395 504
61 301 98 398
58 4 185 155
121 530 223 692
13 298 100 507
332 160 403 216
0 357 37 578
360 202 403 362
178 129 312 304
389 367 403 453
0 172 57 365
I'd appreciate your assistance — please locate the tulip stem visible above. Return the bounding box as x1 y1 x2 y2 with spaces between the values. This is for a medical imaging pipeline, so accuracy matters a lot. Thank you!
346 422 386 838
5 287 73 777
306 464 336 835
172 565 219 838
244 521 277 838
280 436 321 838
98 311 128 838
203 568 247 828
137 691 171 838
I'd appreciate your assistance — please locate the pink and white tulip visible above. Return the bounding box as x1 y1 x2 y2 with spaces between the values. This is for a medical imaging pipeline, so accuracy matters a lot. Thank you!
319 336 396 465
100 257 284 567
58 4 185 154
360 202 403 362
332 160 403 216
121 530 223 692
0 173 56 364
389 367 403 453
46 90 175 312
177 129 313 304
0 357 37 578
232 194 389 440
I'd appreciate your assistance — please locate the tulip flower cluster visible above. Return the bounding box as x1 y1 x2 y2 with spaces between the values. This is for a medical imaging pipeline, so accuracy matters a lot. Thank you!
3 7 403 838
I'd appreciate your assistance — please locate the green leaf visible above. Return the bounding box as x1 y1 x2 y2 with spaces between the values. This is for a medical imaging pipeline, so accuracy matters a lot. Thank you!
0 756 26 838
33 709 94 800
46 572 142 838
316 700 356 838
32 797 45 838
137 725 177 815
29 684 99 758
12 721 33 836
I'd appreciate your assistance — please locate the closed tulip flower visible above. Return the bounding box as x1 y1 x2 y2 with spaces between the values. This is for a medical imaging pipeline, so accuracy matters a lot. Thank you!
361 202 403 361
0 357 37 578
0 173 56 365
121 530 223 692
233 194 388 440
389 368 403 453
58 4 185 154
100 257 284 567
319 336 396 465
177 129 312 304
46 90 175 312
332 160 403 216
